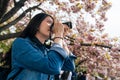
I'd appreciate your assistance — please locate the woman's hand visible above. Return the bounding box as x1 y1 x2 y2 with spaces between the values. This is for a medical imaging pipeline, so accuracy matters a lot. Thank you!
63 40 70 55
52 19 64 47
52 19 64 37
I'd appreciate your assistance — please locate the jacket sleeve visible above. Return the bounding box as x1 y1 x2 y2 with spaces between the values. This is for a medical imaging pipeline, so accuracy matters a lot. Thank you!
12 38 68 75
61 53 77 71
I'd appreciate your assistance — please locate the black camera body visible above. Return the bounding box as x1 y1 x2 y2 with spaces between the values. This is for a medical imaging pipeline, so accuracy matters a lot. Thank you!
63 22 72 29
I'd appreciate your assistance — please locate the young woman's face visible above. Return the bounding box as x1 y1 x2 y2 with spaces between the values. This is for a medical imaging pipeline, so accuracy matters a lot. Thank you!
38 16 53 38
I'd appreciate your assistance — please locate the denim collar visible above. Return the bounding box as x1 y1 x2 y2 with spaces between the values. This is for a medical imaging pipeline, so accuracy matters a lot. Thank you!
29 36 46 50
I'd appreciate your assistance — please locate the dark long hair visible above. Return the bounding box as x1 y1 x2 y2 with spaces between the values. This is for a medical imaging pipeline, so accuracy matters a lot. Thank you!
20 13 54 38
1 13 54 68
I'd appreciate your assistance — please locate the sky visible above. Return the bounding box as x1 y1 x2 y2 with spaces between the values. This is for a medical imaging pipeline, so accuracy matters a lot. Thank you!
104 0 120 38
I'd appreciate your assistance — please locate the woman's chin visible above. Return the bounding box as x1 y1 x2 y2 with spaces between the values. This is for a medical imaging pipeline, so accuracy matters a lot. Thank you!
44 34 50 39
43 32 51 39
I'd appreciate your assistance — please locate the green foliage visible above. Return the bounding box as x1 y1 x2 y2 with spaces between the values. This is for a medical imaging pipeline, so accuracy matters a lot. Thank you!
76 65 87 73
0 39 13 54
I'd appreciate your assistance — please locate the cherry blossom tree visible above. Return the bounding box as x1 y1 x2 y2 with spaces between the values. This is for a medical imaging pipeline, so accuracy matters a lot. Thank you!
0 0 120 79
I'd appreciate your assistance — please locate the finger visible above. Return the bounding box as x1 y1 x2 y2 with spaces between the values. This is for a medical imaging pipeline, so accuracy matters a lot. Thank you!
54 18 59 23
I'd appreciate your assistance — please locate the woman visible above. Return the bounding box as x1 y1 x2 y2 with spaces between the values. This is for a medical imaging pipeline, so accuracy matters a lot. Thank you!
6 13 76 80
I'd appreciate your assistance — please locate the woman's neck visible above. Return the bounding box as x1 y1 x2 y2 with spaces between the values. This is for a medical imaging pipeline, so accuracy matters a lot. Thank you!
35 32 48 44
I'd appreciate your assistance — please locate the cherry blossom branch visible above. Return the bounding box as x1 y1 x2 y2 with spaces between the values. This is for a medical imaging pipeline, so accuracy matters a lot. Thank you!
81 43 111 49
66 36 120 51
81 43 120 51
0 3 43 32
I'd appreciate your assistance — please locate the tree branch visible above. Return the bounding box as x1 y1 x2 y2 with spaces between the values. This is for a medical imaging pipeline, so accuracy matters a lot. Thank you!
66 36 119 51
13 0 17 6
0 3 43 32
0 0 27 24
81 43 111 49
0 31 22 41
80 43 120 51
76 58 88 67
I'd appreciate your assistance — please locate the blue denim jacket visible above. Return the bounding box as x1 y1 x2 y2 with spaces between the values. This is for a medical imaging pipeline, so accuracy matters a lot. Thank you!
7 37 76 80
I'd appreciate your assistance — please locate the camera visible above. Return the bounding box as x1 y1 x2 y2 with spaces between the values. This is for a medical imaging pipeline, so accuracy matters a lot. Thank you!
45 22 73 49
63 22 72 29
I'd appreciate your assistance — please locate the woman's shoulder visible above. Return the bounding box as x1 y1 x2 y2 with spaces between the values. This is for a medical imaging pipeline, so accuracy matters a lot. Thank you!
12 37 32 46
14 37 30 43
